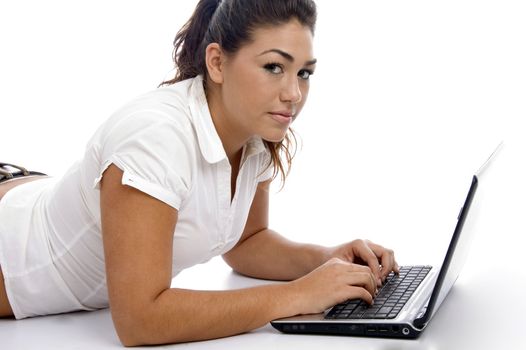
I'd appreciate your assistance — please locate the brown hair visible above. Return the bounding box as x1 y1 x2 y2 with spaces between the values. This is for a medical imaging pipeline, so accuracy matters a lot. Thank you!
160 0 317 185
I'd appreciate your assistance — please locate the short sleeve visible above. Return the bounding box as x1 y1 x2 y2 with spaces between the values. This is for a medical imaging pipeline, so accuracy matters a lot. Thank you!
93 110 194 210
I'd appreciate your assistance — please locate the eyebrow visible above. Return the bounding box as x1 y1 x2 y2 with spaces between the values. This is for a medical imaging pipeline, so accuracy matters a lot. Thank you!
258 49 317 66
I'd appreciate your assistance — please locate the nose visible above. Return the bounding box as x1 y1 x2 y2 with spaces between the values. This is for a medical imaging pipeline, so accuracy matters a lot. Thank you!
280 77 302 105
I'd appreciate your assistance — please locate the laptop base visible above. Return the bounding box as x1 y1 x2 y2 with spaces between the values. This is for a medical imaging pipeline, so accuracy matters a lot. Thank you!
271 321 423 339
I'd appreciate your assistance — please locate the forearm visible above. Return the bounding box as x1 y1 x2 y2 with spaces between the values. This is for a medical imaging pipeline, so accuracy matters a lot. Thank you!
118 283 297 346
223 229 331 281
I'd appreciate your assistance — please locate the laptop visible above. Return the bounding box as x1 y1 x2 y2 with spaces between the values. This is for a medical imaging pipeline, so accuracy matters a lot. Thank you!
271 143 502 339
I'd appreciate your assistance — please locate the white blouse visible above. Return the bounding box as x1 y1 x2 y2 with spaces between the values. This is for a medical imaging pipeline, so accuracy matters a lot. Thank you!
0 75 272 319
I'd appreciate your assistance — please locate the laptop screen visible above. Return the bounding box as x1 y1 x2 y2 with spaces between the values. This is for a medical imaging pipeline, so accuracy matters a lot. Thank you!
413 143 501 329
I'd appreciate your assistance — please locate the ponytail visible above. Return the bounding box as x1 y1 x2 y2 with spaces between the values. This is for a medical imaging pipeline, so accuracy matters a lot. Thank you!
160 0 221 86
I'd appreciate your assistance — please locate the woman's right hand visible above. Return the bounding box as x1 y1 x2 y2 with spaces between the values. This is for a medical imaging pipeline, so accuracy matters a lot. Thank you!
288 257 377 315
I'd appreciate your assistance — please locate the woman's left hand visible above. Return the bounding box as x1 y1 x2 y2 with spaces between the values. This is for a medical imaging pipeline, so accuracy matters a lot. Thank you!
327 239 399 287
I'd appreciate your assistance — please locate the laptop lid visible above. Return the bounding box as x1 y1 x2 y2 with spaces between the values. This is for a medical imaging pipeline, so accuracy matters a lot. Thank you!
413 142 502 329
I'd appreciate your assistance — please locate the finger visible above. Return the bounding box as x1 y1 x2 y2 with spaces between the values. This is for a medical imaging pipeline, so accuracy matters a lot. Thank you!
367 241 397 281
393 261 400 274
347 264 377 293
333 259 378 292
347 286 374 305
347 263 373 273
380 251 395 280
351 264 380 297
345 271 377 298
352 240 382 285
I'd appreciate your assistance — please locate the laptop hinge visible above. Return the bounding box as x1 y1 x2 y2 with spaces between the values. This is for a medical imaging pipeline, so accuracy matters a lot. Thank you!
412 304 429 330
413 317 427 330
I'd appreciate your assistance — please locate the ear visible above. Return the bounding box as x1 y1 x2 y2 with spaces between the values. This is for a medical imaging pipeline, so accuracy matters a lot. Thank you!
205 43 225 84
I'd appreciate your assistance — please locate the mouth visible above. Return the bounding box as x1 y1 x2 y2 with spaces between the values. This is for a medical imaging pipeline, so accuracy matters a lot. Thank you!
269 110 294 125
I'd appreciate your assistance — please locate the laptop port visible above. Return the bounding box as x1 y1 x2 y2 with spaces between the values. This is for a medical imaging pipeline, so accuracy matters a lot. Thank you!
379 326 389 332
366 326 377 333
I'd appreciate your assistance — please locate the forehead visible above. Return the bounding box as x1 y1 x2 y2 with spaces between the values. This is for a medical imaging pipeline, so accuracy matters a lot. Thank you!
241 19 314 59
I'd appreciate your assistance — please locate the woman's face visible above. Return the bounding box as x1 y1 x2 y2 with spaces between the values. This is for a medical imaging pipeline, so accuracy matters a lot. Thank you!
219 19 316 143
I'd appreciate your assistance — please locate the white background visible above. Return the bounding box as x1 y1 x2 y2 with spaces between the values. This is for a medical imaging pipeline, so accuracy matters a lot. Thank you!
1 1 524 262
1 0 525 348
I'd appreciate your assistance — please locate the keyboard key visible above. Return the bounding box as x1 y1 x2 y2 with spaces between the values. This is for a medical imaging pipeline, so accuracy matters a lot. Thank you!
378 306 393 314
325 265 432 320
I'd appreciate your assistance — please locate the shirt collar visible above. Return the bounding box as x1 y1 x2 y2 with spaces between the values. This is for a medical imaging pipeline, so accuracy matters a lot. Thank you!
188 75 268 164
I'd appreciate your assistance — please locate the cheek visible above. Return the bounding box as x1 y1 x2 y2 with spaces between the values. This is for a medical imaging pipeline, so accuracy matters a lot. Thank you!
297 84 310 112
234 75 272 111
302 84 310 101
226 69 261 102
223 78 248 112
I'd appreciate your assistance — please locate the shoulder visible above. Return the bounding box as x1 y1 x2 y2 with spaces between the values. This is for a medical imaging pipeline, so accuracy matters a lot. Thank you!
92 77 204 149
88 78 207 185
114 79 196 131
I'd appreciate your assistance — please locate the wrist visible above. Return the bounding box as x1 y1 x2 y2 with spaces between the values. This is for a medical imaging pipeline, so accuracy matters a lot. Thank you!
315 244 334 266
279 280 303 317
296 243 332 275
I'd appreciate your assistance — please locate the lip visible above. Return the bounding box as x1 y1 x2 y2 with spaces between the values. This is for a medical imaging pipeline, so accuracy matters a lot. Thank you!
269 111 293 125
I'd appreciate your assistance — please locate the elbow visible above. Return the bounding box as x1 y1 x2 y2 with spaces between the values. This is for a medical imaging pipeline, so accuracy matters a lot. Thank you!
110 306 187 347
111 310 148 347
222 253 237 271
222 251 246 275
117 331 143 348
111 307 160 347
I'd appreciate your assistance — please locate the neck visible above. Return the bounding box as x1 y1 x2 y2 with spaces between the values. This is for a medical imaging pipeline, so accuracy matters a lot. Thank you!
205 81 249 164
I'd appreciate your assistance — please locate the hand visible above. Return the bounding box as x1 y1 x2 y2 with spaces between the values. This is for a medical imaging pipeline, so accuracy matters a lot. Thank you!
288 258 377 315
327 239 400 287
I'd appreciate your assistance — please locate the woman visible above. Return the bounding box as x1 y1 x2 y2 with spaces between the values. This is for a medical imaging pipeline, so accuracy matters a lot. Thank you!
0 0 399 346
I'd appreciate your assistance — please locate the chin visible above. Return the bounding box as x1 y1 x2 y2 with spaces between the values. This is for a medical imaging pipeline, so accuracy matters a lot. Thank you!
261 130 288 143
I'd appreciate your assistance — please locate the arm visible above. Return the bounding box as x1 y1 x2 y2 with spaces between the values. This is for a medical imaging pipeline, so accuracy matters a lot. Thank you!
223 180 399 284
101 165 377 346
100 165 300 346
223 180 330 280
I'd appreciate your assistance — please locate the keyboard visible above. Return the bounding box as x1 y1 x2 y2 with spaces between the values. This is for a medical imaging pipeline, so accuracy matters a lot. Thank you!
325 265 432 320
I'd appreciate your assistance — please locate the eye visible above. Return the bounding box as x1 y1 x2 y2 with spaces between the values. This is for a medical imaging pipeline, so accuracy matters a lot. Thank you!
264 63 284 74
298 69 314 80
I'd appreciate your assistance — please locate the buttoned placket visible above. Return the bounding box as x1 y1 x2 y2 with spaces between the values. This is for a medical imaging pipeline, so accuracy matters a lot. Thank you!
211 159 229 253
211 145 250 253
